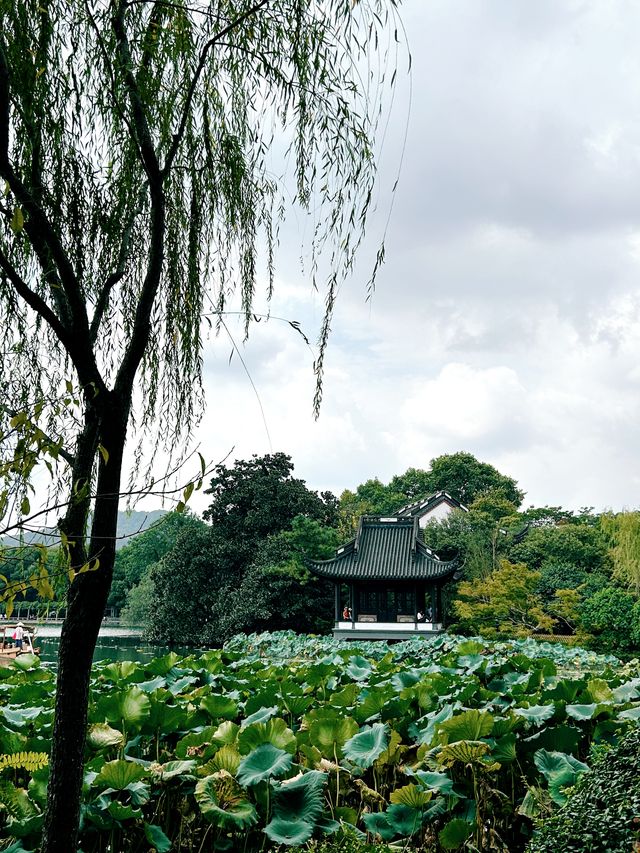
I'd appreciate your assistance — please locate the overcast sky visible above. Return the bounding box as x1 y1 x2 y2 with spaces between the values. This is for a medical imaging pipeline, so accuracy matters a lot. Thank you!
190 0 640 514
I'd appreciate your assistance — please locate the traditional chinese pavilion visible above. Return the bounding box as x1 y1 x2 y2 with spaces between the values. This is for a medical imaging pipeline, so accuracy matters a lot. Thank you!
309 491 465 639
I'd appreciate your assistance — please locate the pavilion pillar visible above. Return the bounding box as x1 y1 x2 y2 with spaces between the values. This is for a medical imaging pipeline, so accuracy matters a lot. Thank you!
350 583 355 628
334 583 340 624
414 582 418 630
431 585 437 626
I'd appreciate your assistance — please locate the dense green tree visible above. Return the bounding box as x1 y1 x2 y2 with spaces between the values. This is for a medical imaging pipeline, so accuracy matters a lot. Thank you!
338 479 405 537
424 452 524 507
119 571 155 627
424 493 522 579
0 1 399 847
508 523 610 574
204 453 337 547
387 467 433 501
213 515 340 638
148 460 339 643
146 525 243 646
579 586 640 652
108 511 205 611
338 454 524 539
453 560 555 638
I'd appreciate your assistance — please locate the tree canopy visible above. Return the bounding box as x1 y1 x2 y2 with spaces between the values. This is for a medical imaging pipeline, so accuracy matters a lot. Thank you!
147 454 339 643
203 452 337 547
338 452 524 537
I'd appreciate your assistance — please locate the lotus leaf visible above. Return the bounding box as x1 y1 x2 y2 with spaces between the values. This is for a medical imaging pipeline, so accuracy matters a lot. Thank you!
175 726 219 759
523 723 582 756
386 802 424 836
263 771 327 843
122 779 150 805
612 678 640 703
438 818 474 850
238 718 297 755
565 703 599 720
438 709 494 743
335 805 358 825
195 775 258 829
94 759 149 790
99 661 139 682
438 740 493 767
145 652 181 676
143 822 172 852
513 703 555 725
618 705 640 721
263 816 315 846
245 688 280 716
389 783 432 809
491 733 517 763
236 743 293 786
392 669 422 691
167 674 198 695
145 696 185 734
87 723 124 751
151 759 196 780
541 678 585 703
136 676 167 693
241 705 278 728
362 811 396 841
345 655 372 681
4 813 43 840
456 640 484 655
95 686 151 730
411 703 455 746
328 683 360 708
108 801 142 821
533 748 589 805
307 712 359 758
586 678 614 703
213 720 240 744
343 723 389 768
457 654 485 673
1 707 45 729
200 694 238 720
414 769 456 795
9 655 40 672
202 744 241 775
354 684 395 723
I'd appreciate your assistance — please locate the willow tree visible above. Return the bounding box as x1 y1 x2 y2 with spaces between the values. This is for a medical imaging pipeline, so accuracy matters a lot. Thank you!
0 0 402 848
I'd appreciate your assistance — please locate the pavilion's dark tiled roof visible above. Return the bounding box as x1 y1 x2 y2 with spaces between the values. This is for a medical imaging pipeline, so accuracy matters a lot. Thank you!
395 490 467 519
309 516 458 581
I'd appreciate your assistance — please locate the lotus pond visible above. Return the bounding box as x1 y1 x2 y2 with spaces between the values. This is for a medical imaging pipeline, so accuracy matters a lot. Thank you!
0 631 638 852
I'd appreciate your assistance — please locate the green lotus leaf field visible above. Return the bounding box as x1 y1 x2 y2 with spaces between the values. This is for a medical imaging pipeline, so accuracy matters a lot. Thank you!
0 630 637 851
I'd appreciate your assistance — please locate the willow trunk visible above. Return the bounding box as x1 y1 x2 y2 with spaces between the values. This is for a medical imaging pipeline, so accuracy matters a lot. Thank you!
41 405 128 853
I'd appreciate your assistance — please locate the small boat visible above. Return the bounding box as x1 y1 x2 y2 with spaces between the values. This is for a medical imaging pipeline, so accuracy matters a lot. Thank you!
0 624 40 662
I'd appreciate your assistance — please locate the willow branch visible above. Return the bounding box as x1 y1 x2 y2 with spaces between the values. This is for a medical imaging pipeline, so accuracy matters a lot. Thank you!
162 0 271 174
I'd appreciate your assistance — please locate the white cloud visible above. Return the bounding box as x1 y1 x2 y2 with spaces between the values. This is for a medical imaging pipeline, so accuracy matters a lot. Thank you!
171 0 640 517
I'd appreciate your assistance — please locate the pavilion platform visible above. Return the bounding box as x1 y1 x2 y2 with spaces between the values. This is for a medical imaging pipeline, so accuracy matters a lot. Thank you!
332 620 444 641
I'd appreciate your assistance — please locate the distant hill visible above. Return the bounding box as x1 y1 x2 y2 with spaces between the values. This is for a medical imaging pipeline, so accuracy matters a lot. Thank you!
2 509 167 551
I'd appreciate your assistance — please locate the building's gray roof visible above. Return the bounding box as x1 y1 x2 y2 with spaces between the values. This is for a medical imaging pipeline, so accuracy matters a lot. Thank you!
394 490 467 519
309 516 458 581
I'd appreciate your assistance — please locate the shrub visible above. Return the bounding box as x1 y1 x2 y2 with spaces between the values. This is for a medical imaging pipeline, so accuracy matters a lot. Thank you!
579 586 640 652
528 726 640 853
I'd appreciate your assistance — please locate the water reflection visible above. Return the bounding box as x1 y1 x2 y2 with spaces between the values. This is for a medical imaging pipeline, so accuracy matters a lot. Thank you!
32 623 201 664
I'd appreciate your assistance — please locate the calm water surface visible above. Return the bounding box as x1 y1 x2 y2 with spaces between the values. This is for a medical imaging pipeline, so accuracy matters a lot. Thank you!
32 623 203 665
